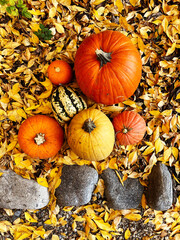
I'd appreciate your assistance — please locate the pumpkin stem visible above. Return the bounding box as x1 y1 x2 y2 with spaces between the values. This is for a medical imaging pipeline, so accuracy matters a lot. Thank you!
122 125 132 134
34 133 46 145
55 67 61 72
95 49 112 68
82 118 96 133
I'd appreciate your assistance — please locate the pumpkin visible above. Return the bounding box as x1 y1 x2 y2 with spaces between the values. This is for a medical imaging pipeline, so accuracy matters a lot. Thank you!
74 30 142 105
67 109 115 161
51 85 87 123
112 111 146 146
18 115 64 159
47 60 73 85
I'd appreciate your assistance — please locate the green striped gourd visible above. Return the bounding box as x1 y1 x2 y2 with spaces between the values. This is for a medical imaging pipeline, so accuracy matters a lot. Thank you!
51 85 87 123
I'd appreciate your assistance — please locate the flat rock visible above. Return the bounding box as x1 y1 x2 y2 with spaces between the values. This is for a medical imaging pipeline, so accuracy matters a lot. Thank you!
145 162 173 211
0 170 49 209
55 165 99 206
101 168 144 210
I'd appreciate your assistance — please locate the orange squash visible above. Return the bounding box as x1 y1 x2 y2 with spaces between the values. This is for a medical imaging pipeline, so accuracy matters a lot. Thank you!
18 115 64 159
112 111 146 146
47 60 73 85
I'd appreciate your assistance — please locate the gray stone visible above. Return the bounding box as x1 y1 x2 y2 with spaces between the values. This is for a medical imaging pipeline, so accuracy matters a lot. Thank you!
55 165 99 206
0 170 49 209
145 162 173 211
101 168 144 210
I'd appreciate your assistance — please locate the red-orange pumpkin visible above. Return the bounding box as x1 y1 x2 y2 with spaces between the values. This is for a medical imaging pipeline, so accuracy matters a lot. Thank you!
112 111 146 146
74 30 142 105
18 115 64 159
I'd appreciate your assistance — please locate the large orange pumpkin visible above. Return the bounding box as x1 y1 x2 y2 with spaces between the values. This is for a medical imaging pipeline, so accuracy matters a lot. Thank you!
74 30 142 105
112 111 146 146
18 115 64 159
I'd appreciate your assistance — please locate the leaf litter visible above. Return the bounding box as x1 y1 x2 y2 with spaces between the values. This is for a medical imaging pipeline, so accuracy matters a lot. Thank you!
0 0 180 239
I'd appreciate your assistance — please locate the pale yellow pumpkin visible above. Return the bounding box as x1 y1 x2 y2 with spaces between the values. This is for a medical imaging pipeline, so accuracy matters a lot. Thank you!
67 109 115 161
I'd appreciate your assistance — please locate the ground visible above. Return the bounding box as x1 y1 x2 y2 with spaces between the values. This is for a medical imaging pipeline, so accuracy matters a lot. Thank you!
0 0 180 239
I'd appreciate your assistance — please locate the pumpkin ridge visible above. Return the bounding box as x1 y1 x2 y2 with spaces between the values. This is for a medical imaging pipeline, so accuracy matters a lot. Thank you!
106 66 128 101
103 66 119 104
115 66 137 96
123 111 137 128
104 35 125 52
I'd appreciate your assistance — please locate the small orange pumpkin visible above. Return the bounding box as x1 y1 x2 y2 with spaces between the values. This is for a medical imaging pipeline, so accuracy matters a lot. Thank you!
47 60 73 85
18 115 64 159
67 109 115 161
112 111 146 146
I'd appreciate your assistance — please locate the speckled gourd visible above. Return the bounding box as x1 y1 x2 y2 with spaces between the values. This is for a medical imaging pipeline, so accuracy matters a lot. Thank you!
51 85 87 123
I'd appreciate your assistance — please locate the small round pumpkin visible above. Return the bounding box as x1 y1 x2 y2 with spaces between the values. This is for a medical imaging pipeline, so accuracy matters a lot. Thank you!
67 109 115 161
18 115 64 159
112 111 146 146
51 85 87 123
47 60 73 85
74 30 142 105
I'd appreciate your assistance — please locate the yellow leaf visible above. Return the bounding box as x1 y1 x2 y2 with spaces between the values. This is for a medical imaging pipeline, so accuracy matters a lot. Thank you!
37 177 48 187
172 147 178 160
143 146 155 155
124 228 131 239
4 42 21 49
86 217 98 231
7 140 17 152
115 170 124 186
24 212 38 223
114 0 124 13
0 221 11 232
30 23 40 32
149 110 160 117
30 33 39 44
100 230 113 239
176 93 180 100
93 218 115 231
44 219 52 225
161 109 172 116
128 151 138 164
138 37 145 52
162 17 168 32
129 0 139 7
52 235 59 240
55 23 65 33
141 194 147 209
49 7 57 18
58 0 71 6
109 157 118 169
28 10 45 15
155 138 164 153
124 213 142 221
17 108 27 119
166 42 176 56
164 148 172 162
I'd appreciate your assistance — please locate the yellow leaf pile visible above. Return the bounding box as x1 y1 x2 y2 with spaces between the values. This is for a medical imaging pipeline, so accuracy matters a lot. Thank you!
0 0 179 239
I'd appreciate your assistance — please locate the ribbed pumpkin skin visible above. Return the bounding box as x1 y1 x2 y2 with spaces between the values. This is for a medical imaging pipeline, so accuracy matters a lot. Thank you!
51 85 87 123
67 109 115 161
74 30 142 105
112 111 146 146
18 115 64 159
